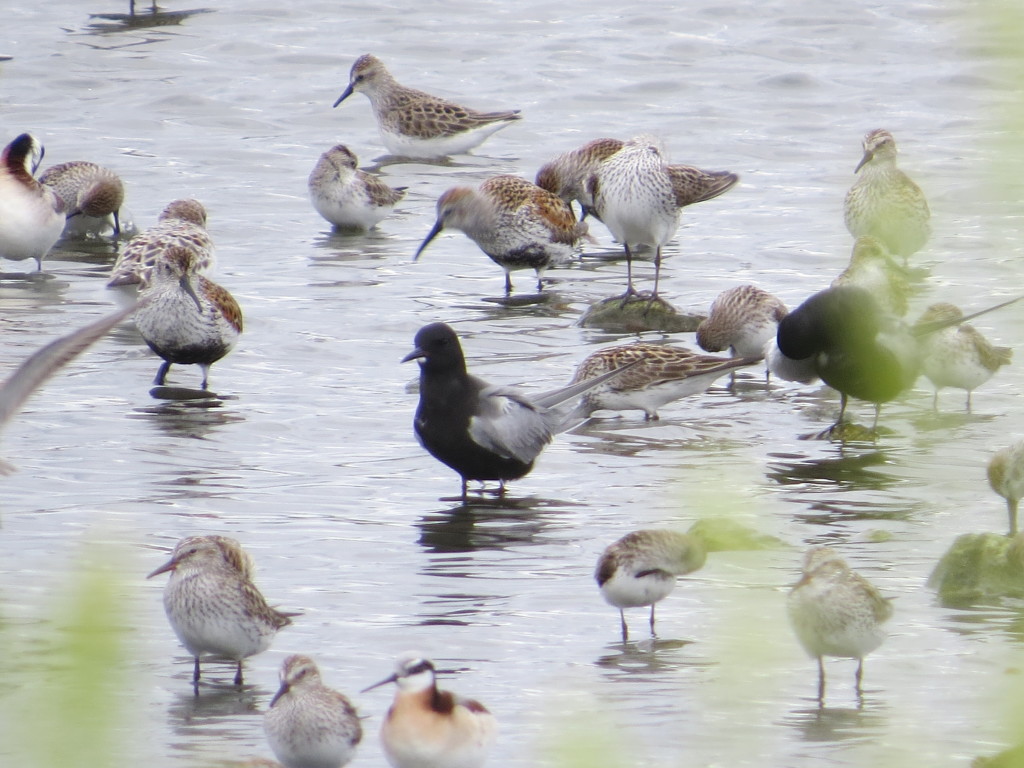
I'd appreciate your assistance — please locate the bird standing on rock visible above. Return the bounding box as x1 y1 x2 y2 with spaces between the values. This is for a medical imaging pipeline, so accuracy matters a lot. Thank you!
587 136 738 300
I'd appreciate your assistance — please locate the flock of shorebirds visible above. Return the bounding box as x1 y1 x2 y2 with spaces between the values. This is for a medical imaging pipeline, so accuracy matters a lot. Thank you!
3 50 1024 768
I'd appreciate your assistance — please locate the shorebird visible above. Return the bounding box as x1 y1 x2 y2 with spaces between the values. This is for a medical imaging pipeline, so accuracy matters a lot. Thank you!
107 198 213 288
595 529 707 642
0 133 65 270
830 236 910 317
988 440 1024 536
308 144 406 230
554 342 757 426
787 546 893 702
587 136 738 299
133 245 242 390
535 137 625 220
402 322 637 500
147 535 296 687
0 303 141 474
913 302 1011 411
843 129 931 262
363 652 496 768
264 654 363 768
333 54 521 159
696 284 789 383
39 160 125 238
414 175 587 294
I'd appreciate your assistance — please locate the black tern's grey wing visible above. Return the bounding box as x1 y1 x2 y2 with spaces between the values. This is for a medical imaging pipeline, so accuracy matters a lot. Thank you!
531 358 642 410
0 303 139 430
911 295 1022 338
469 385 552 464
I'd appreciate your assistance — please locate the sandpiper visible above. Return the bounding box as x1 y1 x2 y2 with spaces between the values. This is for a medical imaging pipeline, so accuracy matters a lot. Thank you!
333 54 521 159
535 137 625 219
0 133 65 270
39 160 125 238
402 322 637 500
587 136 738 298
414 174 586 294
830 236 909 317
696 284 789 381
147 535 296 686
0 303 141 474
914 302 1011 411
988 440 1024 535
595 529 707 642
555 342 758 426
308 144 406 230
264 654 363 768
363 652 496 768
133 245 242 390
787 546 893 701
107 198 213 288
843 129 931 262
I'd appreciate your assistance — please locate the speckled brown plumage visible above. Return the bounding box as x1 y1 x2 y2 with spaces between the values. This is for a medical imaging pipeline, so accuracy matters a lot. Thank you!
333 54 520 159
415 174 586 293
108 198 214 287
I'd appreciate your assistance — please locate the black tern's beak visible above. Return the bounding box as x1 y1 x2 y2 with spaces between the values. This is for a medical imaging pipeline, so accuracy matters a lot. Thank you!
413 221 445 262
361 672 398 694
854 149 872 173
146 555 177 579
401 346 425 364
180 275 203 312
332 84 355 108
268 680 290 708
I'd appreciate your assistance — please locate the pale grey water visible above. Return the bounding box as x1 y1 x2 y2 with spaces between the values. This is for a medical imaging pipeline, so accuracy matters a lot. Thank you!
2 1 1024 766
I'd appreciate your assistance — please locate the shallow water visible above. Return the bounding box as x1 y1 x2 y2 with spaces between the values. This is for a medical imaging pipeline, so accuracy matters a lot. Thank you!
2 1 1024 766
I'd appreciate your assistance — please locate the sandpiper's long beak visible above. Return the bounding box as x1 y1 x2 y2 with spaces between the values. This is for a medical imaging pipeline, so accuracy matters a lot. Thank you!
401 346 425 364
180 275 203 312
268 680 290 708
332 84 355 108
146 556 177 579
412 221 444 262
853 149 872 173
360 672 398 694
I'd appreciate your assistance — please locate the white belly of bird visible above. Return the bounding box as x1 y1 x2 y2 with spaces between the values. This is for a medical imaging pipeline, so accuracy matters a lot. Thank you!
600 568 676 609
0 184 63 261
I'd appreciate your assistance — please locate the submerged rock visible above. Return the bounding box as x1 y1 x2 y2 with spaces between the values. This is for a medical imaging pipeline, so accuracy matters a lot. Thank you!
928 532 1024 606
579 293 703 333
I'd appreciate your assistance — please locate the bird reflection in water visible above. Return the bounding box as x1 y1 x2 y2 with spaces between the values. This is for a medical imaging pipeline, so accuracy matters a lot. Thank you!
416 497 565 553
130 396 243 440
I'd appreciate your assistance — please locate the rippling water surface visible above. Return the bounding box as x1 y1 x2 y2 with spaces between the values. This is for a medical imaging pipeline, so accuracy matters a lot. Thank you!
3 1 1024 766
